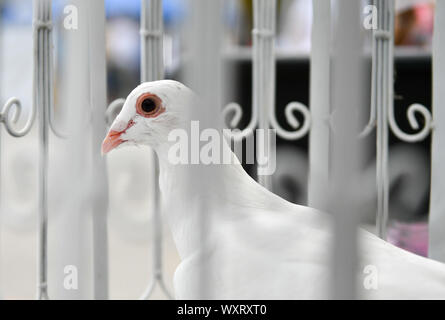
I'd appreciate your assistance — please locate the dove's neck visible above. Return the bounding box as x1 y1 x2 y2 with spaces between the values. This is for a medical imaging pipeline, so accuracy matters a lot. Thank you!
155 140 261 259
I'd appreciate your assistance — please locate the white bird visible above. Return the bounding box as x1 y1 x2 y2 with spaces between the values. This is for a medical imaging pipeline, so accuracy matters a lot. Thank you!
102 80 445 299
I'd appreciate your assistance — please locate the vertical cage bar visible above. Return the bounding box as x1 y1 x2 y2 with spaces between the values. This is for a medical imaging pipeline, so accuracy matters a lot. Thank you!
34 0 52 300
139 0 172 300
308 0 331 210
329 0 363 299
374 0 394 240
51 0 100 299
429 0 445 262
88 0 109 299
184 0 224 298
253 0 274 189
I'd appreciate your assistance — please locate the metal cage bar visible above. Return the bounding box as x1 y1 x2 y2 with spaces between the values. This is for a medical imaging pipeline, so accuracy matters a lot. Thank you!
253 0 275 189
222 0 310 190
35 0 53 300
139 0 172 300
328 0 363 300
361 0 433 239
184 0 224 299
88 0 109 300
308 0 331 211
374 0 391 240
429 0 445 263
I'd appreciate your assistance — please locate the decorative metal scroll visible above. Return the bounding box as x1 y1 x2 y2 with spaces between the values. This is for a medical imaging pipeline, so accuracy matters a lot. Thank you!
222 0 311 189
361 0 434 239
0 0 59 300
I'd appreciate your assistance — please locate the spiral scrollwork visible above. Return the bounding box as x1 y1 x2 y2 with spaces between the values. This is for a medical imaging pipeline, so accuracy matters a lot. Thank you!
0 97 36 138
360 102 433 143
105 98 126 126
222 102 257 142
388 103 433 143
269 101 311 140
222 101 311 142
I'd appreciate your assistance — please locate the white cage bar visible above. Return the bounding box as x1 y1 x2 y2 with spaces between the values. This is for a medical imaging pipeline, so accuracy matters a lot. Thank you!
139 0 172 300
223 0 310 190
429 0 445 263
0 0 54 299
361 0 433 240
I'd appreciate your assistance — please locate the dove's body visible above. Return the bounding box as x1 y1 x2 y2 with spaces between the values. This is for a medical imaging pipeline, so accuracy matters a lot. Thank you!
103 80 445 299
159 140 445 299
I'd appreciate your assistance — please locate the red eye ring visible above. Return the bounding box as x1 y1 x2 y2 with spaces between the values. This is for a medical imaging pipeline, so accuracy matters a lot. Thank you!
136 93 165 118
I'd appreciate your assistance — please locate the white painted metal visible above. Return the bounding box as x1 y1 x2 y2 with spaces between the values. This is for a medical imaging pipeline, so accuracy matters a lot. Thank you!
138 0 172 300
184 0 224 298
329 0 364 299
362 1 433 144
429 0 445 263
35 0 53 300
0 0 59 300
105 98 125 126
308 0 331 211
362 0 433 239
0 6 37 137
50 0 97 299
375 0 392 240
222 0 310 190
0 98 35 137
87 0 109 300
254 0 275 188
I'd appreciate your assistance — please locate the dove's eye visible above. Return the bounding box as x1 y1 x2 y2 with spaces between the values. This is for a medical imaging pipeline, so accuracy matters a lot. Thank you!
141 98 156 113
136 93 164 118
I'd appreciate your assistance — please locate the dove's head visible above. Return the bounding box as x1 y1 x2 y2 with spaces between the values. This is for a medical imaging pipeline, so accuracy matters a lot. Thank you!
102 80 196 155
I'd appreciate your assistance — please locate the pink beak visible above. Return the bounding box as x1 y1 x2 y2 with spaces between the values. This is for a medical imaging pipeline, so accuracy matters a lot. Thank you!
101 130 125 155
102 120 135 155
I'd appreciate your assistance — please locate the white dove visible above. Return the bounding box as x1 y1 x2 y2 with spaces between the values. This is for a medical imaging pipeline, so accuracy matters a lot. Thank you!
102 80 445 299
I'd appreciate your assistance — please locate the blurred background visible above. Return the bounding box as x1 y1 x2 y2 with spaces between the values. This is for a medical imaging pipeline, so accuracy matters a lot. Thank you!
0 0 436 299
